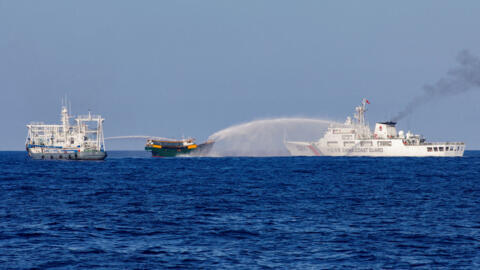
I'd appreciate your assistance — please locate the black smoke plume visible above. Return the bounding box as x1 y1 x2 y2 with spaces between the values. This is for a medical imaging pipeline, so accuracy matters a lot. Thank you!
392 50 480 122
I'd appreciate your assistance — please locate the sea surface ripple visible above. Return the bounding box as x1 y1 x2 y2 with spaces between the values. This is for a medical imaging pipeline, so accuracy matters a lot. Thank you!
0 151 479 269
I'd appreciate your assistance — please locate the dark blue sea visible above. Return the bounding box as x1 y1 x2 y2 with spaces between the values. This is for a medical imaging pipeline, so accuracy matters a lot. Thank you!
1 151 479 269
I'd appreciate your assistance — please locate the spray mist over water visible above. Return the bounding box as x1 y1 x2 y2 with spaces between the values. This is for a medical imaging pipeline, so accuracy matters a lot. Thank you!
392 50 480 122
208 118 337 156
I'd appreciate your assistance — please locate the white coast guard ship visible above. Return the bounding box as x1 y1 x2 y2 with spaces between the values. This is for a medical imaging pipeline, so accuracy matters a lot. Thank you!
284 99 465 157
26 102 106 160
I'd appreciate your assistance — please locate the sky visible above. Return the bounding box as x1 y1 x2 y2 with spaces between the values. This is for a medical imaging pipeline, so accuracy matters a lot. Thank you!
1 1 480 150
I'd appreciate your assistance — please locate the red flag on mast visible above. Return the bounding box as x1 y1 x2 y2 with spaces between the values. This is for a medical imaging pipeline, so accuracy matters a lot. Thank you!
366 99 370 104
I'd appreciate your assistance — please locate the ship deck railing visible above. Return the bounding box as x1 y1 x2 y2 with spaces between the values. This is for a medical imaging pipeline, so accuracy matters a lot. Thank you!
76 115 104 121
419 142 465 146
27 124 63 128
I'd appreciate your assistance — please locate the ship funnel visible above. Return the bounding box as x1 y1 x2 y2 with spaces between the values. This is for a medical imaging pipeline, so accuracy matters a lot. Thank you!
374 121 398 139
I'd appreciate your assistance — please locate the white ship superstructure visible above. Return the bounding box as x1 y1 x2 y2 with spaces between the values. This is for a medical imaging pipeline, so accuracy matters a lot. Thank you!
26 103 106 160
285 99 465 157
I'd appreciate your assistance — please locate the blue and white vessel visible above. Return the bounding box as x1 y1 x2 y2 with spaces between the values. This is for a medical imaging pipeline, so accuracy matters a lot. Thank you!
26 102 106 160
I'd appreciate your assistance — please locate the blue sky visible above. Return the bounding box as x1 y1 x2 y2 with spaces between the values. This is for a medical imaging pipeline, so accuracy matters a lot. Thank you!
1 1 480 150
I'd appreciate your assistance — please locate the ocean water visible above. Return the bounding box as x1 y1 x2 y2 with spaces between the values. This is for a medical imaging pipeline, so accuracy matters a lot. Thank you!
1 151 479 269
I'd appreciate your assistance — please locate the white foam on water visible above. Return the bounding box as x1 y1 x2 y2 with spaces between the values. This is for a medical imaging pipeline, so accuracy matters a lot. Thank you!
208 117 337 157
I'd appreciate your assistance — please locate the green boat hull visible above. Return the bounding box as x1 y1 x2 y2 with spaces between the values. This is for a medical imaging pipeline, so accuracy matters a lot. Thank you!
145 141 214 157
145 146 192 157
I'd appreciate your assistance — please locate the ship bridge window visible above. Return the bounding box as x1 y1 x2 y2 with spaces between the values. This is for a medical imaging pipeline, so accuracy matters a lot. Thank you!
445 147 449 151
342 135 352 140
327 141 338 146
434 147 438 152
427 147 432 152
439 147 444 151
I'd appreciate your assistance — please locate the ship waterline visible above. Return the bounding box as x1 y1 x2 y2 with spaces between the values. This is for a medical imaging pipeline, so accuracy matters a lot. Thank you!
27 148 107 160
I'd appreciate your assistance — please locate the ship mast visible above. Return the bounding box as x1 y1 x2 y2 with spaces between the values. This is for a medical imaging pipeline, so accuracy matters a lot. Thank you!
61 98 71 144
352 98 371 139
61 106 70 130
354 98 368 126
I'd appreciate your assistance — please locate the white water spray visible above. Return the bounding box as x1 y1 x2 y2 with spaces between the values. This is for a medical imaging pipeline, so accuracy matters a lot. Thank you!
208 117 337 157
